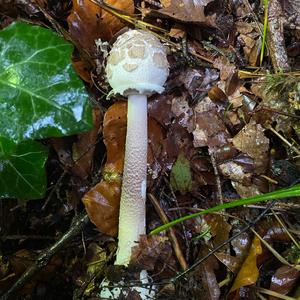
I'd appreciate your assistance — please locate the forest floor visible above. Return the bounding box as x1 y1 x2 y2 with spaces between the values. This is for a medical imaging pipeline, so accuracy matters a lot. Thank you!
1 0 300 299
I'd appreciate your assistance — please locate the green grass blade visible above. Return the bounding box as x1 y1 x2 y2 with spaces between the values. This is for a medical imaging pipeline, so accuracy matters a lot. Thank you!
150 184 300 235
260 0 269 65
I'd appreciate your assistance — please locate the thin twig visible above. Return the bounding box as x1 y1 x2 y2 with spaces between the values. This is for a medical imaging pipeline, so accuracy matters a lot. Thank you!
268 127 300 156
1 213 89 300
148 193 188 271
171 200 277 282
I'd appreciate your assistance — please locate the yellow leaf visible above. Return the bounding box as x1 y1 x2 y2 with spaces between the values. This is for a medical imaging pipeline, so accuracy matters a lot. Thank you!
229 235 262 293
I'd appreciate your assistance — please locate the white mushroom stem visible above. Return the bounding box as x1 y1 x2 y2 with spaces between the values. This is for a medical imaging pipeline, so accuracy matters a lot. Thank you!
115 94 148 266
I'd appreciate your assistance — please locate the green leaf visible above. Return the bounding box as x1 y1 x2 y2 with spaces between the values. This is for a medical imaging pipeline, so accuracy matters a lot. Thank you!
0 21 92 145
0 137 48 199
170 153 192 194
150 184 300 235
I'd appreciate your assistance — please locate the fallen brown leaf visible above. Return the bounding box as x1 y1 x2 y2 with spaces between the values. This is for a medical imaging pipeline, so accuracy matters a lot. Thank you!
231 120 269 174
68 0 134 54
269 265 300 299
158 0 216 26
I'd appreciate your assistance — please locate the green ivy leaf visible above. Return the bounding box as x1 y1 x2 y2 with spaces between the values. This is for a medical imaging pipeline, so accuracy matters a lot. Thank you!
170 153 192 194
0 21 93 199
0 21 92 146
0 137 48 199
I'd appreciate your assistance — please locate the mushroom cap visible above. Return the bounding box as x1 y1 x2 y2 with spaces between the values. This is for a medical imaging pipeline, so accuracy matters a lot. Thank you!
106 30 169 96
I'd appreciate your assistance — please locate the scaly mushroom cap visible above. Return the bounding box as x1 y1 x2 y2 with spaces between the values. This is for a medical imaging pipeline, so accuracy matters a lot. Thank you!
106 30 169 96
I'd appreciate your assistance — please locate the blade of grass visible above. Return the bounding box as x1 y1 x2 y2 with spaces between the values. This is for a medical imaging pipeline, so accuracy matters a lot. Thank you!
260 0 269 65
252 229 300 270
150 184 300 235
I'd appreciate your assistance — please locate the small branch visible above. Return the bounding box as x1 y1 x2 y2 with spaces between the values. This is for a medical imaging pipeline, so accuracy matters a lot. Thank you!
209 149 223 205
267 0 290 71
1 213 89 300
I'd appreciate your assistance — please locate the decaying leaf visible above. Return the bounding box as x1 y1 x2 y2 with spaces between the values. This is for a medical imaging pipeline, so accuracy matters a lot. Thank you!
72 56 93 83
74 242 107 296
171 95 193 128
0 249 62 295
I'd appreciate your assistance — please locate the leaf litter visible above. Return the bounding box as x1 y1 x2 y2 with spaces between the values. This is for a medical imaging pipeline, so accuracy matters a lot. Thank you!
1 0 300 299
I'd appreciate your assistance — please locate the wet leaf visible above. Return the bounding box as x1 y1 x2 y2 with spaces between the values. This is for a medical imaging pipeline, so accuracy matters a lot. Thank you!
192 105 231 148
171 95 193 128
271 160 300 187
131 235 176 276
72 109 102 180
195 246 221 300
68 0 134 53
218 154 253 185
213 56 236 81
83 180 121 236
0 22 93 146
215 252 242 273
208 86 228 104
232 120 269 174
225 72 240 96
205 214 231 248
148 94 174 127
72 56 92 83
236 21 262 67
82 102 126 236
257 218 290 243
0 138 48 199
229 235 262 293
158 0 216 26
170 153 192 194
269 265 300 299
